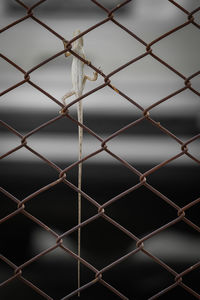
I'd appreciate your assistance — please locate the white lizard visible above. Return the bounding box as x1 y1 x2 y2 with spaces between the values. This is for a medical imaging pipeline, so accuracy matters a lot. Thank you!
62 29 98 294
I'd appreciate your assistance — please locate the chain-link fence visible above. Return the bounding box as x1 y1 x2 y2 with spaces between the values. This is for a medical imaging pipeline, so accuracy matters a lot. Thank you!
0 0 200 299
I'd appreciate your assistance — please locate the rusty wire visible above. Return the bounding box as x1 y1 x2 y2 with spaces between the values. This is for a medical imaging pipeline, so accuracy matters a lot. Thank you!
0 0 200 299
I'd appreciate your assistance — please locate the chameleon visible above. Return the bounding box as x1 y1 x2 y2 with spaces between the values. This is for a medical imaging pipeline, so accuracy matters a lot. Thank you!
62 29 98 293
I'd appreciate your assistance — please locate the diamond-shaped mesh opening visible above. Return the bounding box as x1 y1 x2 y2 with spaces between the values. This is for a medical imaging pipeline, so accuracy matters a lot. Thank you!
25 131 80 165
82 158 139 204
103 250 174 299
127 0 188 42
148 163 200 206
144 224 200 271
1 17 59 70
153 24 200 75
82 87 140 134
26 182 79 230
151 88 199 119
84 110 142 136
107 127 182 171
30 54 71 101
0 157 59 199
106 184 176 236
0 109 60 134
81 217 133 269
1 82 59 114
83 21 144 74
110 55 185 107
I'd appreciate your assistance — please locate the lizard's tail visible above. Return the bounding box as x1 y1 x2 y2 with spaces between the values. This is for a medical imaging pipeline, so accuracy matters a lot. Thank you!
78 99 83 296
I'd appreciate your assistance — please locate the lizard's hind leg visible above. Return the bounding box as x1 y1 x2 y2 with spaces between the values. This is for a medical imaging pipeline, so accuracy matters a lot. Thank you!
83 72 98 86
61 90 75 106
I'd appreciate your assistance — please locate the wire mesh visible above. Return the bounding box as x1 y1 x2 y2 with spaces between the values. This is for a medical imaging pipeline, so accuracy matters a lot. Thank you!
0 0 200 299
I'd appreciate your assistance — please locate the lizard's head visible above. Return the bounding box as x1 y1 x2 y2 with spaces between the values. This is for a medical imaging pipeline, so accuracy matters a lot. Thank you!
72 29 83 50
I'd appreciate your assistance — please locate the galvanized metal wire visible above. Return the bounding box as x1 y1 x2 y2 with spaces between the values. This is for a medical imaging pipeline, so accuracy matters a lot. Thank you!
0 0 200 299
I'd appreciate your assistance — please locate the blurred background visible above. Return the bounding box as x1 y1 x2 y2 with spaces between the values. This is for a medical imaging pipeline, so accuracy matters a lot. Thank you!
0 0 200 299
